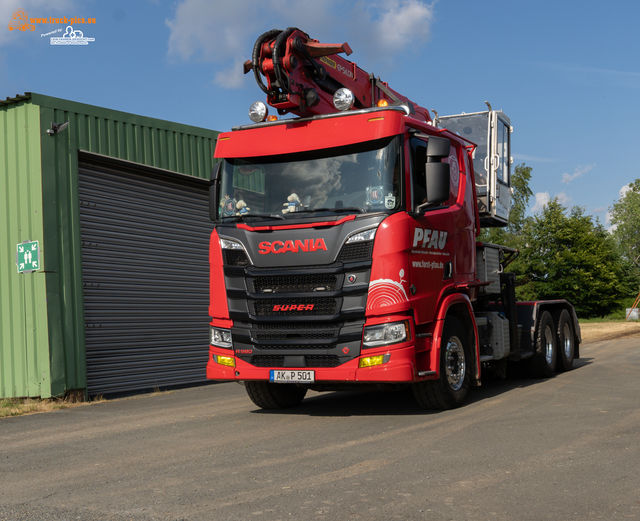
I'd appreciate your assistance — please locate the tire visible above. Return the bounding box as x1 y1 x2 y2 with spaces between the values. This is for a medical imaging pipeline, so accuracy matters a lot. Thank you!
244 381 307 409
528 311 557 378
555 309 575 372
412 316 470 410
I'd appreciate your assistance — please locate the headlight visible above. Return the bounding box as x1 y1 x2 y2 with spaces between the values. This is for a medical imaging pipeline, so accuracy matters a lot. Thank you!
220 238 245 250
363 321 409 348
333 88 355 111
210 326 232 349
249 101 268 123
346 228 376 244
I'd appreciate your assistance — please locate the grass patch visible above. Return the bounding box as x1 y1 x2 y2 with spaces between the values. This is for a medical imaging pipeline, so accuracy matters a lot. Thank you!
0 394 105 419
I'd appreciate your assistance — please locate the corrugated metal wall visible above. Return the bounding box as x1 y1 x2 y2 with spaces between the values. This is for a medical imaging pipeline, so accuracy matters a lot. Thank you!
0 93 219 398
0 98 52 398
78 156 211 395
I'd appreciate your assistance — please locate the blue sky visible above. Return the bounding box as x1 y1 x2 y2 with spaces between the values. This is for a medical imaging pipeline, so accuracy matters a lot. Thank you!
2 0 638 227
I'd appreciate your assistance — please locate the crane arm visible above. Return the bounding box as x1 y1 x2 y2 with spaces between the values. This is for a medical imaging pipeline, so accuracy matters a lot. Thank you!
244 27 431 122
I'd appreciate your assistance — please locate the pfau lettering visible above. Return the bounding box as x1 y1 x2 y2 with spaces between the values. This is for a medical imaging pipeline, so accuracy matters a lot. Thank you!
413 228 448 250
259 238 327 255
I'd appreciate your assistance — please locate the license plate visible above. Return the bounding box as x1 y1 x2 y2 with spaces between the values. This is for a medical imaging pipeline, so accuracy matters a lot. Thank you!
270 370 315 383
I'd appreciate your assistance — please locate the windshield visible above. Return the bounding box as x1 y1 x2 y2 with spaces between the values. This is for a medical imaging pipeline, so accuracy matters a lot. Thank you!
217 136 402 221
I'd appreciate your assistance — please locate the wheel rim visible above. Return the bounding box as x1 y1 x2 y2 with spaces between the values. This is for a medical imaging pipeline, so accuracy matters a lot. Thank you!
562 322 572 358
445 336 466 391
544 325 554 364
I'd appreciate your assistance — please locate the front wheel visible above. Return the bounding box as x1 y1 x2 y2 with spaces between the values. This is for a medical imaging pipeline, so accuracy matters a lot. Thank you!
528 311 557 378
244 381 307 409
412 316 470 410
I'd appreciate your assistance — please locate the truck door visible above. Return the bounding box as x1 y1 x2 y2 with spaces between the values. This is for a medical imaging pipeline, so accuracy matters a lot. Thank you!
407 134 455 324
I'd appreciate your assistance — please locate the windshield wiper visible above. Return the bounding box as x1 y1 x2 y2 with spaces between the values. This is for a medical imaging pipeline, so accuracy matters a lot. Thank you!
293 207 366 214
221 213 285 221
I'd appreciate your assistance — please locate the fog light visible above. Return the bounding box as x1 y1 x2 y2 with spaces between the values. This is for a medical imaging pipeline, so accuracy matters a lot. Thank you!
359 354 391 368
249 101 268 123
215 355 235 367
333 88 355 111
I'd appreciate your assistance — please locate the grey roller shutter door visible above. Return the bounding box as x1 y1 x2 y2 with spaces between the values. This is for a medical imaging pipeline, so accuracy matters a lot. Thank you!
79 156 212 395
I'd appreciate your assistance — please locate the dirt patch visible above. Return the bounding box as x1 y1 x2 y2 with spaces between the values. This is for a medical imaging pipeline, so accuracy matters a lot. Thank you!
579 321 640 344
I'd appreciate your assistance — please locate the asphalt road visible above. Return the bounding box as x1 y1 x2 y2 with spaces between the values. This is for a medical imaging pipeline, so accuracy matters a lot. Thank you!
1 338 639 521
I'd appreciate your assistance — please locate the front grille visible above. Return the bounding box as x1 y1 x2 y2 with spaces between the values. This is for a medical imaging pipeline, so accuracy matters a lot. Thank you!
250 355 342 368
249 298 340 316
251 356 285 367
223 249 250 266
252 322 342 330
254 344 334 350
247 274 342 294
337 241 373 263
305 355 341 368
254 330 339 340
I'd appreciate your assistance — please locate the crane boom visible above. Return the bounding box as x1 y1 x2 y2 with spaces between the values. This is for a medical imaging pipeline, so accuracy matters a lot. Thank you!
244 27 431 122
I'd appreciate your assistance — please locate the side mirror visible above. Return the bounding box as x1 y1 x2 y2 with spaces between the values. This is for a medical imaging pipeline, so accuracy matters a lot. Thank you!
426 136 450 159
425 163 450 204
209 162 222 221
424 136 451 206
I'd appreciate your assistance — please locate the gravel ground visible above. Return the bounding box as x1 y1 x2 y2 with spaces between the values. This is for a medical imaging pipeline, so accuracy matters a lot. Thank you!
579 320 640 344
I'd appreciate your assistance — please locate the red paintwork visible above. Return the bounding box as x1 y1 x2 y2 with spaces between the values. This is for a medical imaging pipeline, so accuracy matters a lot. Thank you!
208 228 230 322
215 111 405 158
237 214 356 232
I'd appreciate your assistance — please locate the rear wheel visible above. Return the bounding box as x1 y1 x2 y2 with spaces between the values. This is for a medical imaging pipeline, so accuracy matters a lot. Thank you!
556 309 575 372
528 311 557 378
244 381 307 409
413 316 470 410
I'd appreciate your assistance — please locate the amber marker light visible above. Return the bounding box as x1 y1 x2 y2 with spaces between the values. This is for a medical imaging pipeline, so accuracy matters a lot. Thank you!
377 99 389 107
266 115 278 122
359 353 391 368
215 355 236 367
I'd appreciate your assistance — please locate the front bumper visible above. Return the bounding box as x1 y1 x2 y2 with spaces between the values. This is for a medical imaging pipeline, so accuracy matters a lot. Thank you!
207 344 420 383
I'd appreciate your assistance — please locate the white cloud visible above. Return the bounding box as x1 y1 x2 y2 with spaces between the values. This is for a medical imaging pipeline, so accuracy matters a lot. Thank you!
619 184 631 199
562 163 594 184
213 60 247 89
531 192 550 213
363 0 435 54
165 0 437 88
605 210 616 232
556 192 571 206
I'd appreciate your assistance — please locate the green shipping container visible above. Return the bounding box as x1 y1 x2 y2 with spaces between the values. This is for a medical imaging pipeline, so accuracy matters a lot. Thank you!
0 93 219 398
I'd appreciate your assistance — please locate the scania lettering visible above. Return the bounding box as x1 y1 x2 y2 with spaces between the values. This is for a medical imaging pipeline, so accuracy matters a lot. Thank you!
206 28 581 410
258 238 328 255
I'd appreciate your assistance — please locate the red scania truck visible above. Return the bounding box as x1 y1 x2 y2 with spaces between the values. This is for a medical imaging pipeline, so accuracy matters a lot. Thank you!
206 28 581 410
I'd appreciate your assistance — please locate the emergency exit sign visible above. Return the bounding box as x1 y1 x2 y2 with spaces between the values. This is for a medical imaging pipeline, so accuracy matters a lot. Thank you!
16 240 40 273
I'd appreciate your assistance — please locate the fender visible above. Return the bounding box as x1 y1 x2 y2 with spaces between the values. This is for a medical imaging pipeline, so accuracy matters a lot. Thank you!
429 293 480 384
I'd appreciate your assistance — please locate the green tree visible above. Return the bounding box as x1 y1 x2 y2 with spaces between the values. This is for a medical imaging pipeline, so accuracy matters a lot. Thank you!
610 179 640 268
479 163 533 247
515 199 628 317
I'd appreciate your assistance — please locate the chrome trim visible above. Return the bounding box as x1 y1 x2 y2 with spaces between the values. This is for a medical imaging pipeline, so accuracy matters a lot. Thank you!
231 105 411 132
